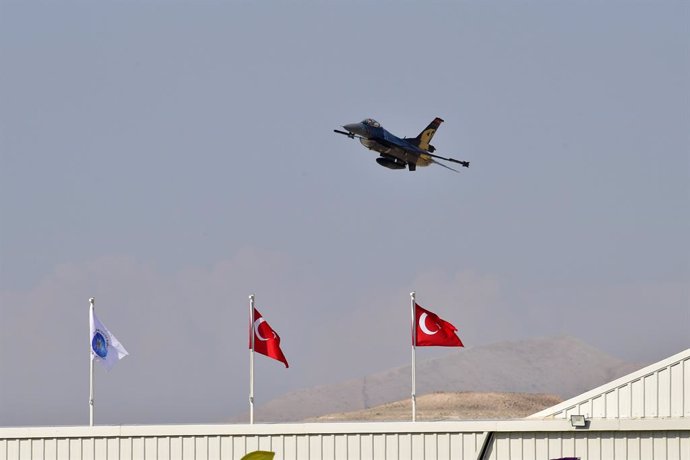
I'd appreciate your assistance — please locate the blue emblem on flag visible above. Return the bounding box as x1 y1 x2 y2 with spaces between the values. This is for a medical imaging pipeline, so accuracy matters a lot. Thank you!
92 331 108 358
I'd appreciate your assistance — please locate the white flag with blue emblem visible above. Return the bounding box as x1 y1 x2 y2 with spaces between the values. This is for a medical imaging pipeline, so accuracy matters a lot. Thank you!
89 309 128 370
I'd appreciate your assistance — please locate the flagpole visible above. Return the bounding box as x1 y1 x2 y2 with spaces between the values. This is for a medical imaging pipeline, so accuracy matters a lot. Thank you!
89 297 95 427
249 294 255 425
410 291 416 422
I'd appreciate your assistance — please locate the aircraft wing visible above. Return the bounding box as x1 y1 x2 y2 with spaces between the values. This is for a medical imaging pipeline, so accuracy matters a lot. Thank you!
430 158 460 173
378 131 427 153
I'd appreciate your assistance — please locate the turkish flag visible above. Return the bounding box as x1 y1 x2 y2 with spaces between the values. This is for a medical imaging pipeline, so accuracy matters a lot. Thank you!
249 308 289 368
414 303 464 347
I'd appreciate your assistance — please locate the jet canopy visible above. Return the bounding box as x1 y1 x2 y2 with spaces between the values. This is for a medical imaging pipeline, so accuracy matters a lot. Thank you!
362 118 380 128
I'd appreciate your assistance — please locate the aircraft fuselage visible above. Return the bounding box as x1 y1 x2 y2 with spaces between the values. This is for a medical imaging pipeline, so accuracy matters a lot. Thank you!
342 121 432 170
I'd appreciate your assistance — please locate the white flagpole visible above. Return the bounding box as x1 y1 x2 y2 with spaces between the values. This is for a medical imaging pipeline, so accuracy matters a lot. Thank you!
249 294 255 425
410 291 416 422
89 297 95 427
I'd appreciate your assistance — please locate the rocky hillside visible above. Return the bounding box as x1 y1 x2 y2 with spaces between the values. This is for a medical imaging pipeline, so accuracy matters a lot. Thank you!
307 392 563 422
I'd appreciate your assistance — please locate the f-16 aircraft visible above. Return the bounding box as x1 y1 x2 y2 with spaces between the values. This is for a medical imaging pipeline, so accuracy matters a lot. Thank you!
334 117 469 172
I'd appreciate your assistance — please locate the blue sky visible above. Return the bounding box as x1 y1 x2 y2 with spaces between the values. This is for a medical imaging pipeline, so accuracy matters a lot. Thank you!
1 0 688 426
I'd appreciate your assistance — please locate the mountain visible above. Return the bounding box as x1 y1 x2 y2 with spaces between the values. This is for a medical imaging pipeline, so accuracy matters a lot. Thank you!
235 336 641 423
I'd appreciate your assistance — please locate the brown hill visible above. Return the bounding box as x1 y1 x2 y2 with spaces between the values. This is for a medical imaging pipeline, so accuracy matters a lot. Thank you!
308 391 563 422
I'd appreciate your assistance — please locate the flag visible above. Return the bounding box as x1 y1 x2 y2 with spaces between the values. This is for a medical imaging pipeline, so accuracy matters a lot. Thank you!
90 308 128 370
414 303 464 347
249 308 289 368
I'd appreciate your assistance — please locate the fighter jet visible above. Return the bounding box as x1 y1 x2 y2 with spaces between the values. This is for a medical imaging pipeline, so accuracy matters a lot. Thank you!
334 117 469 172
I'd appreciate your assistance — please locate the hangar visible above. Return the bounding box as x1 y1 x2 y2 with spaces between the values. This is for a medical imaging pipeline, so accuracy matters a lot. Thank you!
2 348 688 459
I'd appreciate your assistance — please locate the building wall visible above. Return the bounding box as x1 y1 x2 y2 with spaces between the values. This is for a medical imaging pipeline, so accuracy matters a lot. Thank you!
488 430 690 460
2 420 688 460
0 432 484 460
0 425 486 460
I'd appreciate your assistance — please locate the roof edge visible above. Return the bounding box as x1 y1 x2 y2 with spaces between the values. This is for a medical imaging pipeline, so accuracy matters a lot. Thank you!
528 347 690 419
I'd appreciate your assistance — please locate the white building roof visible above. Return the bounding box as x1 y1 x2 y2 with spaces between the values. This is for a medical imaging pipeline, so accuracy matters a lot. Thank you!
529 347 690 420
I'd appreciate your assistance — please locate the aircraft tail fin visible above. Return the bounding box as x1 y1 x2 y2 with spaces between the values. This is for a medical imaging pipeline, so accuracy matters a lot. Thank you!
410 117 444 151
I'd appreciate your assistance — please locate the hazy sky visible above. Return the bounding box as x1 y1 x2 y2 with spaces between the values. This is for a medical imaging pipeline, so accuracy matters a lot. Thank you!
1 1 688 427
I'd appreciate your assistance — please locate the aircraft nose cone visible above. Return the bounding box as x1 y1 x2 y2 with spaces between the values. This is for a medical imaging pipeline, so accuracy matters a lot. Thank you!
343 123 366 136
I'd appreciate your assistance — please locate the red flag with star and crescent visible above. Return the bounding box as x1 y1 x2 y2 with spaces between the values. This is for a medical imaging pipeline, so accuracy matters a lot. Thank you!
414 303 464 347
249 307 289 368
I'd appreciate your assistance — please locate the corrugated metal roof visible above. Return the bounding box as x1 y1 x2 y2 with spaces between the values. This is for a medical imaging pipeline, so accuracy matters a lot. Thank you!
529 348 690 420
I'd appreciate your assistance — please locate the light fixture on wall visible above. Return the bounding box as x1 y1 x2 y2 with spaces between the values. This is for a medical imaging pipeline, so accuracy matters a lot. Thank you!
570 414 587 428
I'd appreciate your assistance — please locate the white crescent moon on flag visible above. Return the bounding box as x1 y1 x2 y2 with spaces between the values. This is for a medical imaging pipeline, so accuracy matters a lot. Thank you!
419 312 439 335
253 318 276 341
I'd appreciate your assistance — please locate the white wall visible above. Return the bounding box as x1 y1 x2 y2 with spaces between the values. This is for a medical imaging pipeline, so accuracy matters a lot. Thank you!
2 420 688 460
